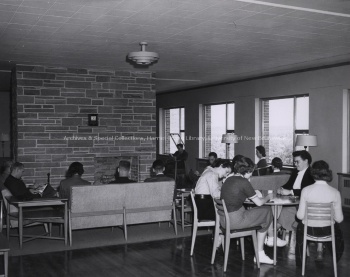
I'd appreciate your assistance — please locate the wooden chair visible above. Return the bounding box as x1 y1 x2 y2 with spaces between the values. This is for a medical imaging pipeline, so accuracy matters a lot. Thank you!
302 202 337 277
0 234 9 277
189 191 215 256
175 190 192 231
211 198 261 272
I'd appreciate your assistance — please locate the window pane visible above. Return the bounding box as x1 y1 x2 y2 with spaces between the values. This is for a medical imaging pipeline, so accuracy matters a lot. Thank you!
205 104 226 158
167 108 184 153
295 96 309 130
262 98 294 164
227 103 235 130
180 108 185 130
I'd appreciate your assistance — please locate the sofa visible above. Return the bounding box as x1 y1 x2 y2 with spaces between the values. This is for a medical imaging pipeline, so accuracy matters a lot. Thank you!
69 180 177 245
250 174 290 191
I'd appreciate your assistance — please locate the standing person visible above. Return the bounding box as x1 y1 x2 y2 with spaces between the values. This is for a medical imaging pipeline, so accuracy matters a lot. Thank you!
255 145 268 175
109 160 136 184
277 151 315 232
295 160 344 265
194 161 232 198
5 162 57 200
144 160 174 182
59 162 90 199
221 157 275 264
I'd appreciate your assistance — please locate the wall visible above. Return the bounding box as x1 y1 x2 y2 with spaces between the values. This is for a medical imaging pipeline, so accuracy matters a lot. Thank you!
15 64 156 184
157 65 350 188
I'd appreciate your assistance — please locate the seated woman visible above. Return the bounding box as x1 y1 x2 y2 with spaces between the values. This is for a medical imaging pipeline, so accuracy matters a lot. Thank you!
194 160 232 198
295 160 344 265
221 157 276 264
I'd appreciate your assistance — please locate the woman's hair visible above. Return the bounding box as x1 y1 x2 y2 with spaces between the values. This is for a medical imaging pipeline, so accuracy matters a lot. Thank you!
213 159 231 170
66 162 84 178
232 154 244 170
234 157 256 175
310 160 332 182
256 145 266 157
271 157 283 170
293 150 312 165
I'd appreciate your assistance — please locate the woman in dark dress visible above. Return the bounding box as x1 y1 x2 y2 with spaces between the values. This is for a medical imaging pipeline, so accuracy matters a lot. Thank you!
221 157 274 264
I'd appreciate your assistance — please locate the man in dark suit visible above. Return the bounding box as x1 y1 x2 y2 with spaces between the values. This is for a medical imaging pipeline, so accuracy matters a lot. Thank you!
144 160 174 182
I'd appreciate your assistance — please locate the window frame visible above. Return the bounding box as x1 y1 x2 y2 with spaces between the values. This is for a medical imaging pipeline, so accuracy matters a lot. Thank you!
261 94 309 166
203 102 235 158
162 107 185 154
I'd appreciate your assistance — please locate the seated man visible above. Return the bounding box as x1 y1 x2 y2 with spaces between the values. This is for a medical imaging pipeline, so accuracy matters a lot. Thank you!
59 162 90 199
4 162 57 200
109 160 136 184
194 152 218 177
144 160 174 182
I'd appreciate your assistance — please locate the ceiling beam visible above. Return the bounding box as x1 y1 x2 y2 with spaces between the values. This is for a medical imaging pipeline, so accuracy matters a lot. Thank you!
235 0 350 17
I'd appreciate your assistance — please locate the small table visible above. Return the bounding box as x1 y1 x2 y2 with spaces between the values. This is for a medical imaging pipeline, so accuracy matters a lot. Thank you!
6 197 68 249
175 189 192 231
245 193 299 265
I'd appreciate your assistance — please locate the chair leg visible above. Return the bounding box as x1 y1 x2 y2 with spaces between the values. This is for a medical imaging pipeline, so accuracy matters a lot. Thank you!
223 236 231 272
49 223 52 237
190 223 198 256
302 239 307 275
331 239 337 277
123 210 127 241
211 230 219 264
252 232 260 268
173 204 178 235
4 251 8 277
44 223 49 234
240 237 245 260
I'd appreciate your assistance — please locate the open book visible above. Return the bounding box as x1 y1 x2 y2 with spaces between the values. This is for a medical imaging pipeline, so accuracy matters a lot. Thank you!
35 184 48 195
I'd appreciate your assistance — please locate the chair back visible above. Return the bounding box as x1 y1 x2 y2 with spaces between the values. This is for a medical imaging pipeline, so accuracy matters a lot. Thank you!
213 198 230 234
190 190 197 220
192 191 215 221
305 202 334 228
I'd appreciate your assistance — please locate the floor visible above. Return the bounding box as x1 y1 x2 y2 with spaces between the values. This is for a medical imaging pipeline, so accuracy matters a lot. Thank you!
6 217 349 277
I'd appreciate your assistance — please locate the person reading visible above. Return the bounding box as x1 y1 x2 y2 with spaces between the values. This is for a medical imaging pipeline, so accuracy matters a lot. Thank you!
4 162 57 200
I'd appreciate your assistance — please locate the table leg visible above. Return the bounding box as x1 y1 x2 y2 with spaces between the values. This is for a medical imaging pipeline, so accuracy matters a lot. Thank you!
4 251 8 277
273 205 277 266
19 206 23 249
64 202 68 245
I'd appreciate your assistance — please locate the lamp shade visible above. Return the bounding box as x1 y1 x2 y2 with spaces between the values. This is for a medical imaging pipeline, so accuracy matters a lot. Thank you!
295 135 317 147
221 133 238 144
0 133 10 142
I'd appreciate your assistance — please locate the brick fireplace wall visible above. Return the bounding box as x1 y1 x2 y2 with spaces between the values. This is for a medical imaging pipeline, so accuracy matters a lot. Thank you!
14 64 156 185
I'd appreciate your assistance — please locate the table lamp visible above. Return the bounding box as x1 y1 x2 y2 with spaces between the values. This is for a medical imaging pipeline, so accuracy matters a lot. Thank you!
221 133 238 159
295 134 317 150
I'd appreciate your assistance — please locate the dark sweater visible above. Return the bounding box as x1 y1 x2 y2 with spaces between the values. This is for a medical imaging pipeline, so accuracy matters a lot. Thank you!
4 175 40 200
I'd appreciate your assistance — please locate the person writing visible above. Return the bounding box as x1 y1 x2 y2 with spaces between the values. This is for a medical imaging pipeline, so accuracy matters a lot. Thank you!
194 161 232 198
221 157 275 264
277 151 315 236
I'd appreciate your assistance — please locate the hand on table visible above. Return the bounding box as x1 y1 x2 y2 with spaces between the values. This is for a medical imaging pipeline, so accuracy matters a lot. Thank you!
277 188 292 196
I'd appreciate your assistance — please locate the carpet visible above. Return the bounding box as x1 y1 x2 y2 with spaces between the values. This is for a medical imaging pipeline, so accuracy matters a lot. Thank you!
7 222 212 257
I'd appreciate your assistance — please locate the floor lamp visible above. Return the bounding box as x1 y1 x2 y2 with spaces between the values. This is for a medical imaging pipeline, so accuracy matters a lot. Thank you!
1 133 10 159
221 133 238 160
295 134 317 150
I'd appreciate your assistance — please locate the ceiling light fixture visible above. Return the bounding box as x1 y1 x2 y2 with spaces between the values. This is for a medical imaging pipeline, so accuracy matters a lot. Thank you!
127 42 159 65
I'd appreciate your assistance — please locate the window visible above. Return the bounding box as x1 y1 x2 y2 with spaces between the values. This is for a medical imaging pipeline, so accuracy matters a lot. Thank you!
163 107 185 154
204 103 235 159
262 96 309 165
